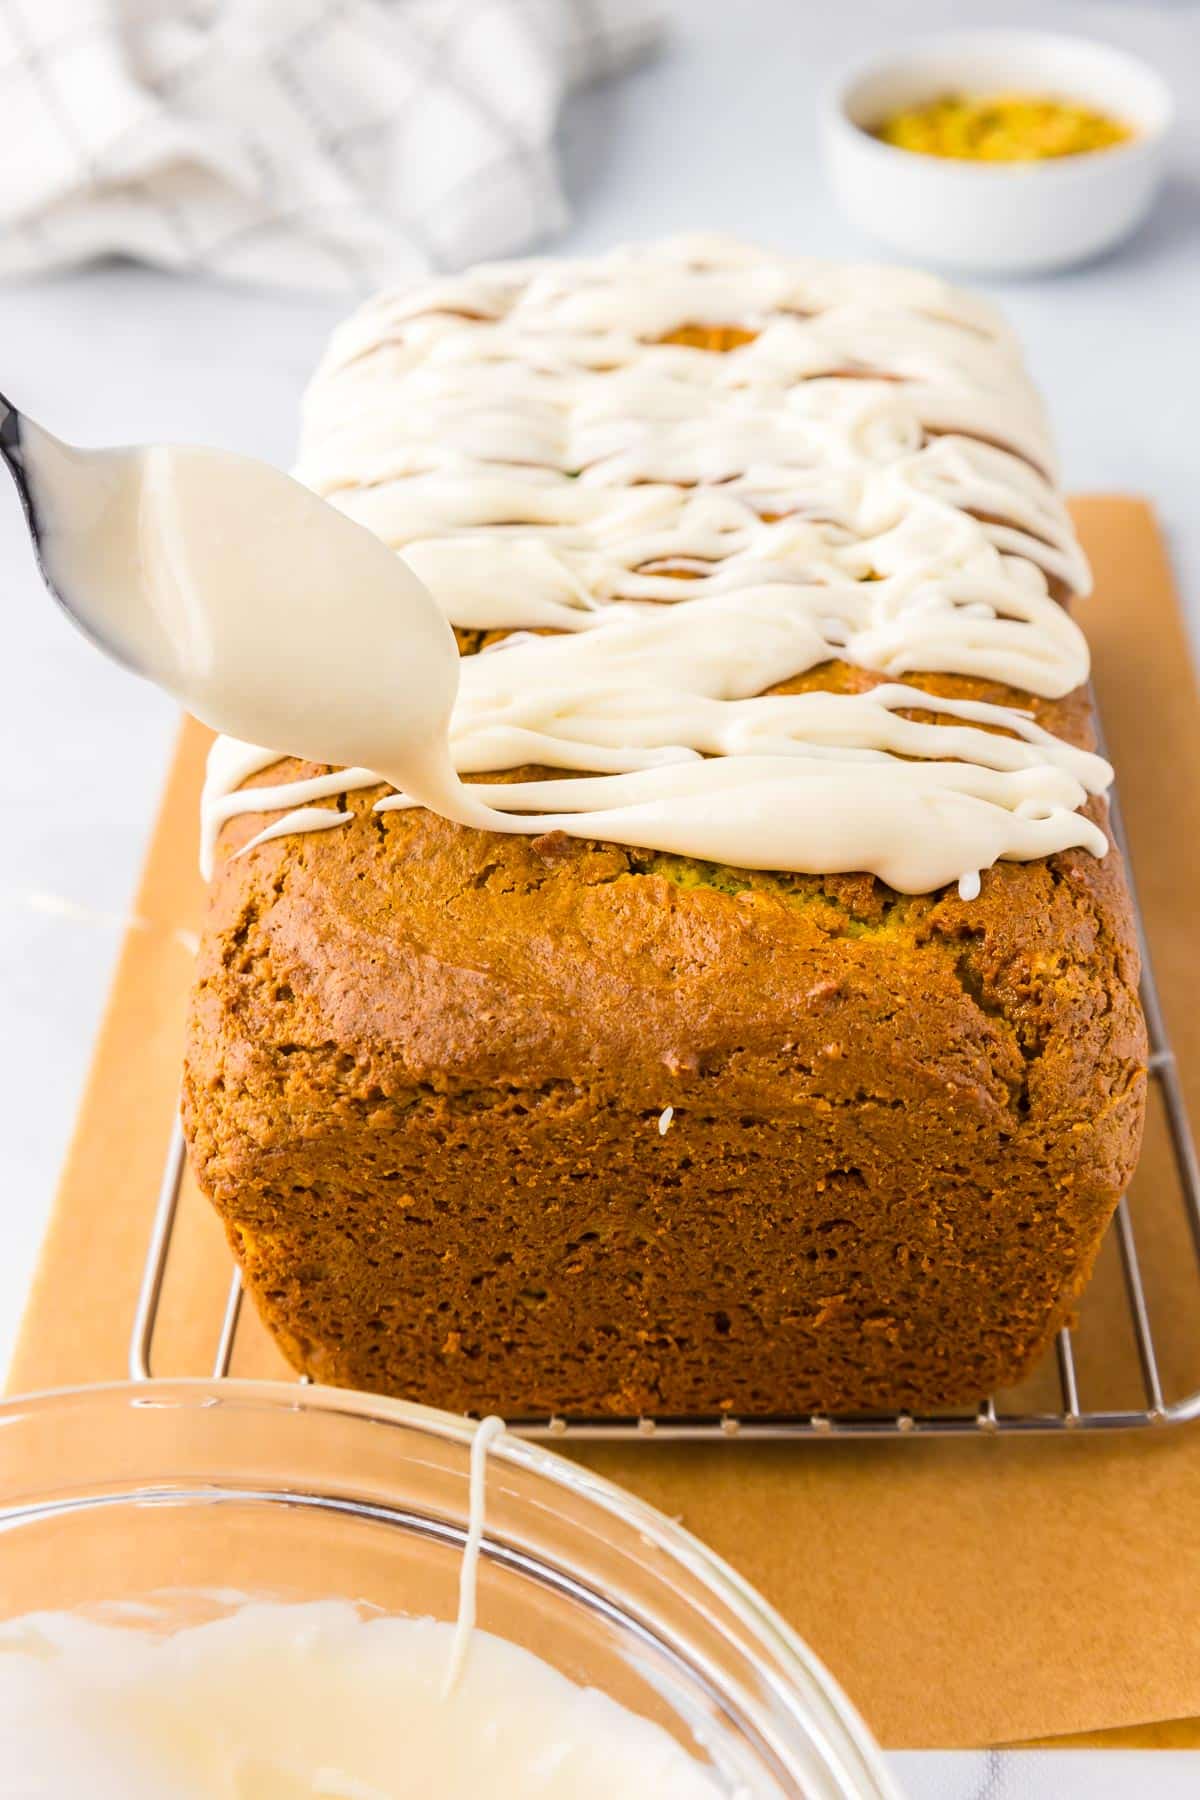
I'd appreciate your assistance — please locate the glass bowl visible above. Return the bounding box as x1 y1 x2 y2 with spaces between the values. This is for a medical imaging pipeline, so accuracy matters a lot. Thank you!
0 1378 897 1798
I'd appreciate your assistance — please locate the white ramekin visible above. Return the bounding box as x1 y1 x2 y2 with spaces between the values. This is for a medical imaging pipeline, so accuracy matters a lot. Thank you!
821 30 1174 275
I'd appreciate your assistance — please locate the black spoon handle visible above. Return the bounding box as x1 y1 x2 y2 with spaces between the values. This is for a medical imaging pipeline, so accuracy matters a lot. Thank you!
0 392 39 537
0 395 143 672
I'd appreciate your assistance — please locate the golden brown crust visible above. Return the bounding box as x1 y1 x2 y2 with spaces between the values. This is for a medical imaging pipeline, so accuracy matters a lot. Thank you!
183 647 1146 1416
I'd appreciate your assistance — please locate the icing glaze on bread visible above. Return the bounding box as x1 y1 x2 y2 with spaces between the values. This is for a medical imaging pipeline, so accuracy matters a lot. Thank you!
202 236 1109 896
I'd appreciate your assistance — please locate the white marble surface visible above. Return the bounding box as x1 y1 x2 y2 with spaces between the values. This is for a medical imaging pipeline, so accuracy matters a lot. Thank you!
0 0 1197 1787
894 1752 1200 1795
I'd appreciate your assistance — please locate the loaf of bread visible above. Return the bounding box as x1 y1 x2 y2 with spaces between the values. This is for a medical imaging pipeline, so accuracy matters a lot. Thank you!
184 238 1147 1418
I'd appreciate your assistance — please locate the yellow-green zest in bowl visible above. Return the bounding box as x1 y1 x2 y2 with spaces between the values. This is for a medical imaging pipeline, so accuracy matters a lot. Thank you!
875 92 1133 162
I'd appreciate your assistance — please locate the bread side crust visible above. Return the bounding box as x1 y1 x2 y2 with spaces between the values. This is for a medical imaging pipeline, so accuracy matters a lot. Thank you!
183 661 1146 1414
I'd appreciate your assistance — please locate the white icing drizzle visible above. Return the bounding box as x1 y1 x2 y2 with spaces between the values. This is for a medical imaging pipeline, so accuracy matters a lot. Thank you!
201 235 1110 895
442 1414 506 1700
237 804 354 859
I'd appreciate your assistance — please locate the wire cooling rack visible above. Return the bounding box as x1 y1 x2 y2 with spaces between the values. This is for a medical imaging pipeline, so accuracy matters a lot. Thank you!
129 761 1200 1441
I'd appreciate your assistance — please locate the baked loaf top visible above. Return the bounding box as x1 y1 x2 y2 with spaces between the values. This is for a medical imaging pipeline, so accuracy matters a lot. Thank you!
201 235 1112 901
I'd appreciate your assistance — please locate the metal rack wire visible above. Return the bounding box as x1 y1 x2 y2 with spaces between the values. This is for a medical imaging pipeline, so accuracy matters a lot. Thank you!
129 760 1200 1440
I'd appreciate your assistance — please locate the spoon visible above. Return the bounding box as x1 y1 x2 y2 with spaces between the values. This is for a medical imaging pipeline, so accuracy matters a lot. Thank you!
0 392 495 830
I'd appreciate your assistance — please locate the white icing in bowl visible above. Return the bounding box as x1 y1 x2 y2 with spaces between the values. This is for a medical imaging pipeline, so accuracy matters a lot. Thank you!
0 1380 900 1799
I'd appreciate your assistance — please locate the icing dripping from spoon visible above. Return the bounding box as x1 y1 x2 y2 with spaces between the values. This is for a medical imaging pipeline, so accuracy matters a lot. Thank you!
0 398 497 831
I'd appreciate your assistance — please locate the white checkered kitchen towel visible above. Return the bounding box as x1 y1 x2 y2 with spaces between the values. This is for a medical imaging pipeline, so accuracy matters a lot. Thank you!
0 0 660 291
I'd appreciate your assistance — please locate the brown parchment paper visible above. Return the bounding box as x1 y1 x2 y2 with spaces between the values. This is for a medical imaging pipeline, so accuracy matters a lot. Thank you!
8 498 1200 1750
